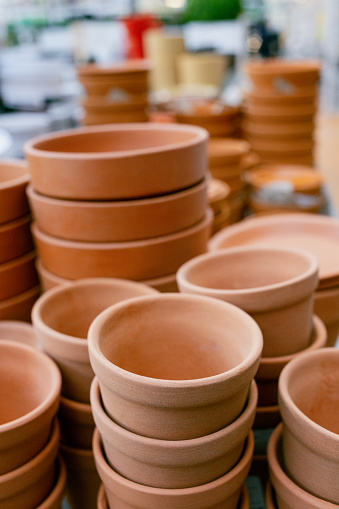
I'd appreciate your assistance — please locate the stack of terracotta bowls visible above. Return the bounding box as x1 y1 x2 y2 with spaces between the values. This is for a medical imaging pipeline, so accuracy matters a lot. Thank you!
267 348 339 508
76 60 150 126
31 278 158 509
243 59 320 165
0 340 63 509
88 292 263 509
25 123 212 293
0 159 40 321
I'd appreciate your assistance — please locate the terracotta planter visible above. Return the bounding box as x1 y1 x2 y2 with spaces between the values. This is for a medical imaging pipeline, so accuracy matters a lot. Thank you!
59 396 95 449
91 376 257 488
208 178 231 214
243 120 315 138
175 103 240 137
265 481 277 509
0 159 30 224
82 94 148 112
209 165 243 183
0 285 40 321
83 110 149 125
246 102 317 119
267 423 338 509
0 250 39 301
93 426 254 509
246 59 320 88
208 138 249 168
278 348 339 504
245 86 317 105
27 179 207 242
36 455 66 509
314 285 339 346
253 404 281 430
88 292 262 440
177 246 318 357
0 320 39 348
0 418 59 509
0 214 34 264
24 123 208 200
32 278 158 403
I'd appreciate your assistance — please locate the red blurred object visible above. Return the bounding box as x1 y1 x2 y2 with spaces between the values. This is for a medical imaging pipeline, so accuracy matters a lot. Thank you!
123 14 162 59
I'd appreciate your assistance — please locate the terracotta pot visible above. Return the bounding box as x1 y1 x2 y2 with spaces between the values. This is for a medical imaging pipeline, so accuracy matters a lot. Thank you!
0 417 60 509
243 120 315 138
24 123 208 200
0 159 30 224
0 285 40 321
314 285 339 346
59 442 101 509
247 138 314 155
208 178 231 214
36 455 66 509
208 138 249 168
266 481 277 509
177 246 318 357
278 348 339 504
83 110 149 125
246 59 320 88
91 376 257 488
0 250 39 301
31 210 212 281
27 179 207 242
0 320 39 348
0 214 34 264
88 292 262 440
267 423 338 509
59 396 95 449
0 340 61 474
255 314 327 406
32 277 158 403
245 86 317 105
209 165 242 183
175 103 240 137
82 94 148 112
254 404 281 430
93 426 254 509
246 102 317 119
258 153 314 166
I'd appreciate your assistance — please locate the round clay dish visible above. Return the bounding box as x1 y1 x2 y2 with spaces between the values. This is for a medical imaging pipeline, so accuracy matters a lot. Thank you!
208 138 249 167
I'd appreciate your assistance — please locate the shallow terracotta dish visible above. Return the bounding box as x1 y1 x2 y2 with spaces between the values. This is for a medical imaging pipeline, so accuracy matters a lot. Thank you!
208 138 249 167
314 285 339 346
88 292 263 440
93 426 254 509
246 59 320 88
0 320 39 348
0 285 40 321
0 250 39 301
27 179 207 242
36 455 66 509
59 396 94 449
24 123 208 200
0 159 30 224
0 214 34 264
175 103 240 137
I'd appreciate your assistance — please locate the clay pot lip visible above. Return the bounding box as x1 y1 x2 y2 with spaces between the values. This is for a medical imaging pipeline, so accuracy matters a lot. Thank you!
267 423 337 509
246 58 320 75
0 285 40 311
88 292 263 388
245 86 317 100
0 320 38 349
0 159 30 190
59 394 92 415
59 441 95 469
0 249 36 274
24 123 208 161
35 455 66 509
93 426 254 495
77 60 151 76
243 164 323 192
207 138 250 159
0 341 61 435
0 213 31 234
256 403 280 415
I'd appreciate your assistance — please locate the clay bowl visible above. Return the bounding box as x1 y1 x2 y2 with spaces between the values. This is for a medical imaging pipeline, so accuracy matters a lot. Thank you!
243 120 315 138
245 59 320 88
91 376 257 488
0 214 34 264
0 159 30 224
31 210 212 281
0 320 39 348
88 292 263 440
208 138 250 168
59 396 94 449
27 179 207 242
209 165 242 183
82 110 149 125
255 314 327 406
267 423 338 509
36 455 66 509
0 285 40 321
0 340 61 474
24 123 208 200
278 348 339 504
176 246 318 357
0 250 39 301
245 86 317 105
93 426 254 509
0 417 59 509
31 277 158 403
314 285 339 346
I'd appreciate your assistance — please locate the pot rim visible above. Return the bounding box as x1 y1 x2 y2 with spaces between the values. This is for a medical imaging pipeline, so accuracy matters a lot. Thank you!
246 58 320 75
35 455 66 509
77 60 151 76
0 249 36 274
0 213 31 234
0 159 30 190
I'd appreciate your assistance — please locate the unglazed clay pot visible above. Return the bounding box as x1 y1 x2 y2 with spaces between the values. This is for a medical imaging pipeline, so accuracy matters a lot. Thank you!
0 214 34 264
0 340 61 474
36 455 66 509
0 320 39 348
24 123 208 200
83 110 149 125
59 396 95 449
0 250 39 301
88 292 263 440
208 138 249 168
27 179 207 242
175 103 240 138
177 246 318 357
253 404 281 430
0 285 40 321
0 159 30 224
82 93 148 112
245 86 317 105
245 102 317 120
93 427 254 509
243 120 315 138
91 376 257 488
278 348 339 504
0 417 60 509
314 285 339 346
267 423 338 509
245 59 320 89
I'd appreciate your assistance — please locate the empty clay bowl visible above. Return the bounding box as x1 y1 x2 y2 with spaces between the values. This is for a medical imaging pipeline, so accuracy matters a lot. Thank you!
177 246 318 357
0 214 34 265
36 455 66 509
0 159 30 224
93 426 254 509
91 376 257 488
0 320 39 348
278 348 339 504
88 292 263 440
0 285 40 322
24 123 208 200
59 396 95 449
0 250 39 301
31 278 158 403
246 59 320 88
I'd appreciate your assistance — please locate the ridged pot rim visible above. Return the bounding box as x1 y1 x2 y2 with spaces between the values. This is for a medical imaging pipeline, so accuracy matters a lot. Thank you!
0 285 40 311
0 213 31 234
0 249 36 274
0 159 30 190
59 395 92 419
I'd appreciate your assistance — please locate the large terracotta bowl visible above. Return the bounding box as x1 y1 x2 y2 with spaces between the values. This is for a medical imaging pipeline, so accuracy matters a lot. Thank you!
0 159 30 224
246 59 320 88
24 123 208 200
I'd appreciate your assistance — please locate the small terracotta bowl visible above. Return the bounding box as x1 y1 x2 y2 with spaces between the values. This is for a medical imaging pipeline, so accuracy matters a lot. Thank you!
0 214 34 264
176 246 318 357
88 292 263 440
267 423 338 509
59 396 95 449
0 159 30 224
91 376 257 488
0 285 40 322
31 278 158 403
0 320 39 348
0 340 61 474
36 455 66 509
0 250 39 301
278 348 339 504
93 427 254 509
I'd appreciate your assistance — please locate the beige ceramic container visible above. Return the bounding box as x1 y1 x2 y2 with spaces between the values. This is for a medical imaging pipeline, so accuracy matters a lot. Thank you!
278 348 339 504
24 123 208 200
0 285 40 321
91 376 257 488
59 396 95 449
27 179 207 242
93 426 254 509
177 246 318 357
32 278 158 403
0 214 34 264
88 292 263 440
0 250 39 301
36 455 66 509
0 320 38 348
246 59 320 89
0 340 61 474
0 159 30 224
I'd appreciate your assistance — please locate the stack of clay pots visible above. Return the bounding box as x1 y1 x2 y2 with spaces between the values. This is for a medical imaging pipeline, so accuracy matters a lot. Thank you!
267 348 339 508
0 340 63 509
243 59 320 165
88 292 263 509
0 159 40 321
31 278 158 509
25 123 212 293
76 60 150 126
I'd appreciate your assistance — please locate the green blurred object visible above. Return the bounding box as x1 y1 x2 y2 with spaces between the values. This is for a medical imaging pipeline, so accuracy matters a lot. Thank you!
183 0 242 22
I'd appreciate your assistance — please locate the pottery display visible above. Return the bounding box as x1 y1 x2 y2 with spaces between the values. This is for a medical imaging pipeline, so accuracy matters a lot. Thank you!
208 138 250 168
0 214 34 264
0 320 39 348
0 250 39 301
0 159 30 224
59 396 95 450
245 59 320 89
